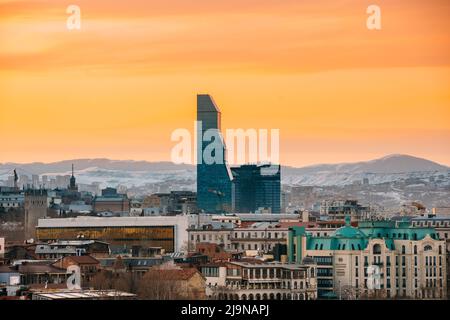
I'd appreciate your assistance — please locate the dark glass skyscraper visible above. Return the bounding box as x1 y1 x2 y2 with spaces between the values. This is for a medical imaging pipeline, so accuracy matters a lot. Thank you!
196 94 232 213
231 164 281 213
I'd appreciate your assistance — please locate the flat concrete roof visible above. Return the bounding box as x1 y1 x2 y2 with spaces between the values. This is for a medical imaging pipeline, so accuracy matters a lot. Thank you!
37 215 193 228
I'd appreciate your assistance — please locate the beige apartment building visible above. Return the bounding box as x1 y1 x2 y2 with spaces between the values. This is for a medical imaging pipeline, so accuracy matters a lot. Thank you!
288 217 447 299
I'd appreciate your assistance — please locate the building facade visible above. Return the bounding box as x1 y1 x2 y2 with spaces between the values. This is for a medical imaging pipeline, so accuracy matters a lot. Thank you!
24 189 48 240
231 164 281 214
288 217 447 299
201 260 317 300
196 94 233 213
36 215 196 253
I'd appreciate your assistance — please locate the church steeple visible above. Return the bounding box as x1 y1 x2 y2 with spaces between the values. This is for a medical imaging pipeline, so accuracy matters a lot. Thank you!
69 164 77 191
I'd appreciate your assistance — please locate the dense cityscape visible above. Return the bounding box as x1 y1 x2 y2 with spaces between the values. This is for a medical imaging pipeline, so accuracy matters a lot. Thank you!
0 95 448 300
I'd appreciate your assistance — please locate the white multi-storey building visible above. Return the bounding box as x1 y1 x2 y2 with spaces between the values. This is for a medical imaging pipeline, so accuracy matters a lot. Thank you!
200 260 317 300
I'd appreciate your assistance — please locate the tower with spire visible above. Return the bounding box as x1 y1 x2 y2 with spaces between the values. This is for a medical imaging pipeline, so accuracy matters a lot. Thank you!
68 164 78 192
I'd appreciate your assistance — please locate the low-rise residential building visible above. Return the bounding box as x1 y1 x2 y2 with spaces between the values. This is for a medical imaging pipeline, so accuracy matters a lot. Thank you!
231 222 288 254
188 222 234 251
35 240 110 259
200 259 317 300
52 255 100 284
98 256 172 277
0 192 24 211
319 200 369 220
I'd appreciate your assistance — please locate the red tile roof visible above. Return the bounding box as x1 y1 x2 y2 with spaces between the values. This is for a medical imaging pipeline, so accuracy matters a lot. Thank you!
66 255 99 265
17 264 66 274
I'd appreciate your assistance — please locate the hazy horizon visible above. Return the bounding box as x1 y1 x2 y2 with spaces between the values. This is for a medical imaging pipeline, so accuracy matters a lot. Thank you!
1 153 449 169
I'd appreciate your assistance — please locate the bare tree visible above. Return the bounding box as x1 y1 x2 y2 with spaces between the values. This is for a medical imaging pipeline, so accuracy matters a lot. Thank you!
138 270 184 300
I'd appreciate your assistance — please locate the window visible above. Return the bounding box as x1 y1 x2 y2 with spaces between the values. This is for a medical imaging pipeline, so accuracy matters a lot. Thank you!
414 245 417 254
424 245 432 252
401 246 406 254
373 244 381 254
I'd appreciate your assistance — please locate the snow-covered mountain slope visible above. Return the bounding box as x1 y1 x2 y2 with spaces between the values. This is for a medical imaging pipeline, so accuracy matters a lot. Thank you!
0 154 448 187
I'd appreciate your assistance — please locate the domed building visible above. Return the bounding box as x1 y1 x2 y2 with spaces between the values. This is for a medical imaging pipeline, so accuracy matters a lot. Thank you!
287 215 446 300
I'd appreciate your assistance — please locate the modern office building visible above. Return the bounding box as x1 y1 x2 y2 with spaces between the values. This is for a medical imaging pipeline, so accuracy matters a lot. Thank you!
231 164 281 213
287 216 447 299
36 215 197 253
196 94 233 213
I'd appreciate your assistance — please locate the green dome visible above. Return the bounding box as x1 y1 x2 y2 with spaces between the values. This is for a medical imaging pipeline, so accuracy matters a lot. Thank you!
333 226 366 238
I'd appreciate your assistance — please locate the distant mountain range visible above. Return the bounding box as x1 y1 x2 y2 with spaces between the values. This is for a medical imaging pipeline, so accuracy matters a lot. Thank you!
282 154 450 186
0 154 448 187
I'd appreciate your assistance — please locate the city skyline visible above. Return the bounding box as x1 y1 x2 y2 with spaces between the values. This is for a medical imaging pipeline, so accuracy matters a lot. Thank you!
1 0 449 167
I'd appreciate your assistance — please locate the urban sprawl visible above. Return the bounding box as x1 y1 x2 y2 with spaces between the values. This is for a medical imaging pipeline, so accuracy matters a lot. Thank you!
0 95 449 300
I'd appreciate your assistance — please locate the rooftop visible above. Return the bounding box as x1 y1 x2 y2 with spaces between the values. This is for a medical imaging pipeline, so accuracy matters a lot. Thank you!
31 289 136 300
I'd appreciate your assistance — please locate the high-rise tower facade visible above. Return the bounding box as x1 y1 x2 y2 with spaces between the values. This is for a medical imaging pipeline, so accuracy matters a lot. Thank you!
196 94 232 213
231 164 281 213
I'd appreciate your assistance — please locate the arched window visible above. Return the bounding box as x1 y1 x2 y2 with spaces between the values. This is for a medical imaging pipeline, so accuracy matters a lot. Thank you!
373 244 382 254
439 246 442 254
414 245 417 254
424 245 433 252
402 245 406 254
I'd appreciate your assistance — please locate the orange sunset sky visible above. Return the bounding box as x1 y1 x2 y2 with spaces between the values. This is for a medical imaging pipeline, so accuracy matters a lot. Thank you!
0 0 449 167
